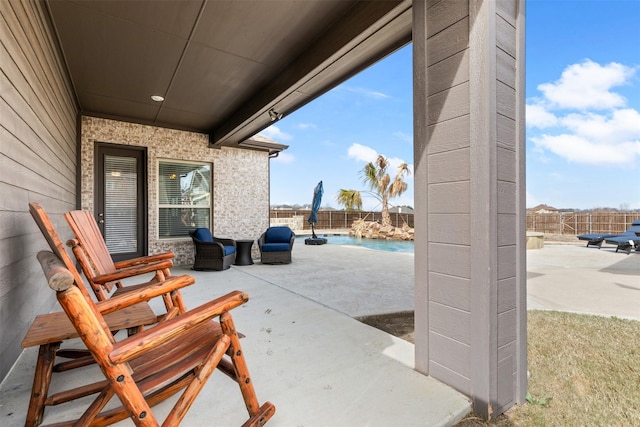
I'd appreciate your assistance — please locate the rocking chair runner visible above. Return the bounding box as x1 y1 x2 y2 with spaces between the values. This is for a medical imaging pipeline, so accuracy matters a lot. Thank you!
37 250 275 426
64 209 186 318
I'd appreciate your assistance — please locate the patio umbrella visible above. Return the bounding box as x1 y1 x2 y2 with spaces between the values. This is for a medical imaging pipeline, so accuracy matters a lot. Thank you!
306 181 327 245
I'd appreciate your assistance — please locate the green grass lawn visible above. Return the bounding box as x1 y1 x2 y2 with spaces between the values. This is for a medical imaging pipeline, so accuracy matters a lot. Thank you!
457 310 640 426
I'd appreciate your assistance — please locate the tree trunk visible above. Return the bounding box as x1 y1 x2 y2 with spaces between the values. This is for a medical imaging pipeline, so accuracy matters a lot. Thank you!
381 195 390 226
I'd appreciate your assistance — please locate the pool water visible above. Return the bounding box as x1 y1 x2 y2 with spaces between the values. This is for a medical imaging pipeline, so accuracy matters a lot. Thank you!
297 235 414 253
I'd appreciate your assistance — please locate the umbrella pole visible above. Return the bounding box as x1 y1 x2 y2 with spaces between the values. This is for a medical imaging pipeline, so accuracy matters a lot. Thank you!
311 223 317 239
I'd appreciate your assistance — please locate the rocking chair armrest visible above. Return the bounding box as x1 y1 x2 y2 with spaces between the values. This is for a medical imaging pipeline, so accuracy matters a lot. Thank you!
91 259 174 285
95 274 195 315
109 290 249 363
113 251 174 269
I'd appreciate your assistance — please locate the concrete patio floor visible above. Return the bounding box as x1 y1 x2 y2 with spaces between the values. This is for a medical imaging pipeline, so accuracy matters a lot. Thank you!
1 239 638 426
527 242 640 320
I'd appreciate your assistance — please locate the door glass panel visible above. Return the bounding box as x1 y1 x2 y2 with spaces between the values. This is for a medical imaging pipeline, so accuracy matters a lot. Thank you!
105 155 137 254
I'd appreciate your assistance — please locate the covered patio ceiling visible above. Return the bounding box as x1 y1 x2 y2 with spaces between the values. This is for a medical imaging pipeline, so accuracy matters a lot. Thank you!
44 0 412 149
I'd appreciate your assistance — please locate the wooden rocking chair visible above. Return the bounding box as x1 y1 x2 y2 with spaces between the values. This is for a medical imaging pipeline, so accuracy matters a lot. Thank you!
22 202 193 426
36 249 275 426
64 209 186 319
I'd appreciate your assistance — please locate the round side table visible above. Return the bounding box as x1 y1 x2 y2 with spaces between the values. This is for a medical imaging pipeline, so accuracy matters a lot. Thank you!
234 239 254 265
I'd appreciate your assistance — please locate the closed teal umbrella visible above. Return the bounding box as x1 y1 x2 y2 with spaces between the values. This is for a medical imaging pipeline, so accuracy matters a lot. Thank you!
306 181 327 245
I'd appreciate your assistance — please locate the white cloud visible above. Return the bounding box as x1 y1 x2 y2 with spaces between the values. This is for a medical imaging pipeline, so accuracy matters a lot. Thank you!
537 59 634 110
271 152 295 164
531 133 640 165
530 108 640 166
347 143 379 163
526 103 558 128
260 125 292 141
560 108 640 142
528 60 640 167
343 86 390 99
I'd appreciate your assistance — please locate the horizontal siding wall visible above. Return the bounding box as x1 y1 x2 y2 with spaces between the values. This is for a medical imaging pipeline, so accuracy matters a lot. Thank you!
424 0 472 395
0 0 78 381
495 0 520 414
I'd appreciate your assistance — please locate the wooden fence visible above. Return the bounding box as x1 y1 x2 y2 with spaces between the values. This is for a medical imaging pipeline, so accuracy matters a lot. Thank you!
271 210 639 235
526 212 640 235
270 209 414 231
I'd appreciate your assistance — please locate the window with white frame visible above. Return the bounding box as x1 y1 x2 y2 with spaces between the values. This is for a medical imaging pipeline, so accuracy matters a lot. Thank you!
158 160 211 238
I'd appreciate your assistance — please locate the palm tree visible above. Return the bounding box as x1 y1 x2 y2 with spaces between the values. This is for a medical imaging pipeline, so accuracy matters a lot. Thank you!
337 155 411 226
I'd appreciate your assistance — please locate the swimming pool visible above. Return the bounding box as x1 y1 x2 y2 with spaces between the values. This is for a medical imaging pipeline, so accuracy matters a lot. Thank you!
297 235 414 253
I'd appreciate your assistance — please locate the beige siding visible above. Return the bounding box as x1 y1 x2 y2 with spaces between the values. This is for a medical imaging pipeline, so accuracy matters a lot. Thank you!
427 115 471 154
428 272 471 311
428 214 471 245
414 0 525 417
0 0 78 380
495 0 522 415
80 116 270 265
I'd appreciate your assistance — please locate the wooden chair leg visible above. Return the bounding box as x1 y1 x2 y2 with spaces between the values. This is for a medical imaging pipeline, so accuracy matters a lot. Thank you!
76 387 115 426
171 290 187 314
26 342 60 427
163 335 231 426
220 313 275 426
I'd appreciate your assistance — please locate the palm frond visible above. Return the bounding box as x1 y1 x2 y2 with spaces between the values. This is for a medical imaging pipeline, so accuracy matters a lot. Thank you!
336 189 363 211
361 162 377 190
396 162 410 177
389 176 408 198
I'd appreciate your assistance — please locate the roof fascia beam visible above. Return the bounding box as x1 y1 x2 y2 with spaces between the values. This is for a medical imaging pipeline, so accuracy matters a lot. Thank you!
209 0 412 146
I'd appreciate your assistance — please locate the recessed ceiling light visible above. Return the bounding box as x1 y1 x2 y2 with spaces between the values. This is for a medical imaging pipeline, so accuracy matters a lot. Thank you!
151 95 165 102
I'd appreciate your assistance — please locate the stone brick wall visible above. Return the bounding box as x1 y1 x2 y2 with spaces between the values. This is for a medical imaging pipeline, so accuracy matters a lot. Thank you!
80 116 270 265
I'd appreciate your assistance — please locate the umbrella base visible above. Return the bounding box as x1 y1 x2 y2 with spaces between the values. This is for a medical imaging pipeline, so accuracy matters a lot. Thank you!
305 237 327 245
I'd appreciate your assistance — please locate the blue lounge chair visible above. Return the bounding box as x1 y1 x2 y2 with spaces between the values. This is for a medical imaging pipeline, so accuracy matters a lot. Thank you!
603 220 640 254
577 219 640 250
577 232 618 248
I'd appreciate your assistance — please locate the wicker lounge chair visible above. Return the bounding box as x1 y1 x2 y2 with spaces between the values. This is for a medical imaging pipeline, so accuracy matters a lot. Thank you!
258 226 295 264
189 228 236 270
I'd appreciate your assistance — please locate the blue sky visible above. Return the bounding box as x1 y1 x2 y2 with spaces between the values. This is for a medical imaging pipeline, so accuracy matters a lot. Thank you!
263 0 640 211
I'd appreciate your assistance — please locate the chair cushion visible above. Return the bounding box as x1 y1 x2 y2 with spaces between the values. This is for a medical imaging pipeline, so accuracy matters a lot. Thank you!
193 228 213 242
261 243 291 252
265 227 292 244
605 233 640 244
224 245 236 256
